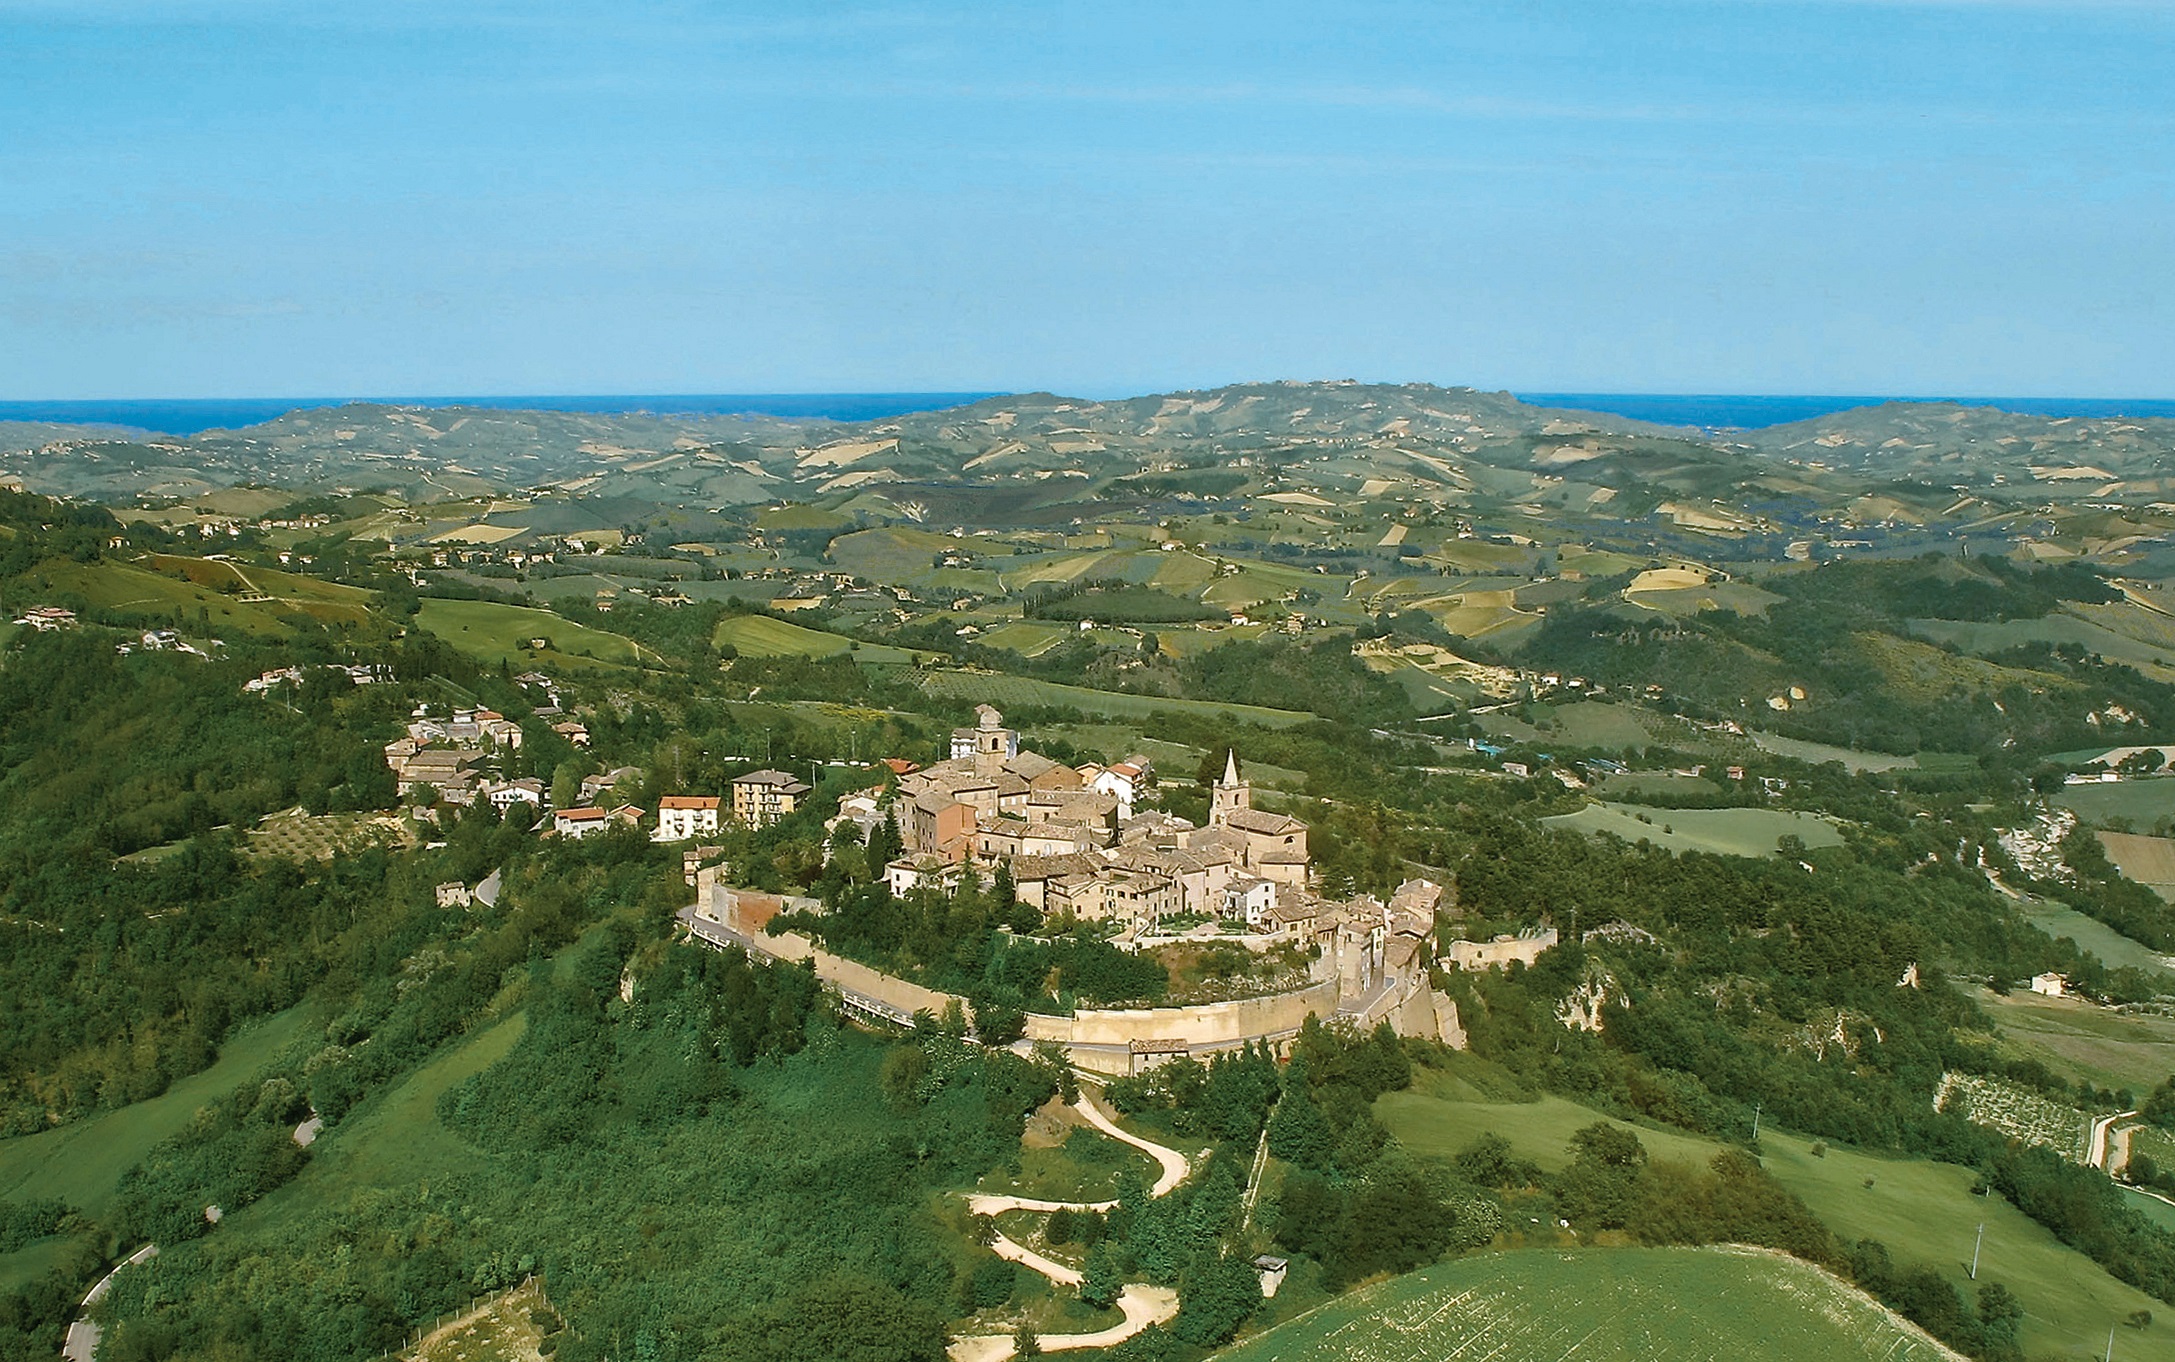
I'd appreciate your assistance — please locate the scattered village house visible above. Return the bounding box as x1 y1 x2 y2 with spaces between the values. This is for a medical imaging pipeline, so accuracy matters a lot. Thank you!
553 805 644 839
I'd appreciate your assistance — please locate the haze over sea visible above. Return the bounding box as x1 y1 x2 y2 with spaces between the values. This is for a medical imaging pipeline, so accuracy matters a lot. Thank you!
3 392 2174 439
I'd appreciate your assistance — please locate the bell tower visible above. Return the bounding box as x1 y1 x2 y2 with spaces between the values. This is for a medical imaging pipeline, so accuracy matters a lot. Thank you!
1210 749 1251 825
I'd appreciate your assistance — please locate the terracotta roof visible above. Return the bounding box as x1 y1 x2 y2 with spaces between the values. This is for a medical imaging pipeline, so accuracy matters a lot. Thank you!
659 795 720 810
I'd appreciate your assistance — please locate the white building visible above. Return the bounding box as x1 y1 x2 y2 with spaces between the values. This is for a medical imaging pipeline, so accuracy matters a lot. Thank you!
554 807 610 839
655 795 722 842
482 777 546 813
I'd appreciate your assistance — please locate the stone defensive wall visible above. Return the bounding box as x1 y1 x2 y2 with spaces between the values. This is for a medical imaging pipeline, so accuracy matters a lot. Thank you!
1023 983 1335 1051
689 873 1455 1075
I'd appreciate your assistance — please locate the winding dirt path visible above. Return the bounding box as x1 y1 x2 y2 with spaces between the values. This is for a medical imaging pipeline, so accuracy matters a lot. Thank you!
949 1095 1193 1361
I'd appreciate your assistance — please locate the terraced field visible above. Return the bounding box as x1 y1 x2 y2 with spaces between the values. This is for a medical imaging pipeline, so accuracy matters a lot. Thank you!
1215 1247 1955 1362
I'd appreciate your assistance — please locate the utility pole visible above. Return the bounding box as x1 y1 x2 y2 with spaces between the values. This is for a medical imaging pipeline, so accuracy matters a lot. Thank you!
1970 1222 1984 1279
2106 1322 2115 1362
1751 1103 1762 1141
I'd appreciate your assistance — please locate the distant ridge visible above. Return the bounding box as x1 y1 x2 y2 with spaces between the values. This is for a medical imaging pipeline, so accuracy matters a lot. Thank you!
0 392 1007 437
1518 392 2175 431
6 389 2173 439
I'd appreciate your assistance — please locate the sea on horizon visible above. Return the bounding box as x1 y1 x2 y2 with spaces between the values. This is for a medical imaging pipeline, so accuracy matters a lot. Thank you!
1 390 2172 438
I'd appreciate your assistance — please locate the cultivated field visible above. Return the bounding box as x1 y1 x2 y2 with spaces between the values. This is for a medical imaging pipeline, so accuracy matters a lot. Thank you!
1213 1247 1956 1362
1748 730 1922 773
247 807 419 861
402 1275 559 1362
2100 831 2175 899
2056 777 2175 831
1541 802 1844 859
2024 901 2175 978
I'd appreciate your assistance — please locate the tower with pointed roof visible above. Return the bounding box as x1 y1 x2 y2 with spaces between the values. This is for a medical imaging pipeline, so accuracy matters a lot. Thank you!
1210 749 1251 826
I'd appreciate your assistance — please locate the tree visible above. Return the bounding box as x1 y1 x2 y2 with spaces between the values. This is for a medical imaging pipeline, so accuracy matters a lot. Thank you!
1266 1063 1335 1170
1977 1281 2022 1346
1553 1123 1648 1230
1171 1251 1262 1347
1080 1241 1123 1309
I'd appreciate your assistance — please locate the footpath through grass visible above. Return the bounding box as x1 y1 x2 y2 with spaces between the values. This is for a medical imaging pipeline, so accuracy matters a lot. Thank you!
1213 1245 1955 1362
1377 1062 2167 1359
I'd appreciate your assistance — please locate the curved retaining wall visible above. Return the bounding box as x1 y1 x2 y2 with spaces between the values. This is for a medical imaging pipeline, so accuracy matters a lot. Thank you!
1023 982 1338 1051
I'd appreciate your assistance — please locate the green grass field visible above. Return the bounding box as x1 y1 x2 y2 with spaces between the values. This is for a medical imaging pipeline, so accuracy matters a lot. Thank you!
1215 1246 1951 1362
255 1013 527 1209
712 613 919 665
915 669 1315 728
35 558 347 639
1910 611 2175 682
976 620 1073 657
1978 987 2175 1094
975 1125 1158 1204
1541 802 1845 859
2026 901 2175 978
1378 1063 2167 1358
415 598 649 669
413 591 652 670
1748 730 1923 773
2057 777 2175 832
0 1006 314 1218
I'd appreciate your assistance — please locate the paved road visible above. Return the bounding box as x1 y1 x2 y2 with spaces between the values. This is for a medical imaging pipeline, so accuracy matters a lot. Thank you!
63 1244 157 1362
2089 1108 2139 1169
950 1097 1192 1362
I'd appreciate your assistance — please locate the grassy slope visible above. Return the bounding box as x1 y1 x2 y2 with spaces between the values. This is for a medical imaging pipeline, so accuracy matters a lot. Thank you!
915 668 1314 728
414 598 646 669
712 613 918 665
247 1014 527 1217
2025 901 2175 979
1377 1064 2165 1358
1215 1246 1955 1362
36 559 327 638
1541 802 1845 858
0 1006 314 1217
1976 987 2175 1094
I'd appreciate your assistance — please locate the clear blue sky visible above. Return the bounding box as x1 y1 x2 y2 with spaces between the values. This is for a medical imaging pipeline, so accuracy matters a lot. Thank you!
2 0 2171 399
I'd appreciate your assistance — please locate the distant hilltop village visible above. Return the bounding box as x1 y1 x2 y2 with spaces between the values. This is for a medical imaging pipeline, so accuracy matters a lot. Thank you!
688 703 1468 1073
876 704 1314 940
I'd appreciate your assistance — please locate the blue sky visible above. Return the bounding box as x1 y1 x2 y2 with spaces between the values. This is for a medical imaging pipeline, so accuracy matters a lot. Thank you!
1 0 2171 398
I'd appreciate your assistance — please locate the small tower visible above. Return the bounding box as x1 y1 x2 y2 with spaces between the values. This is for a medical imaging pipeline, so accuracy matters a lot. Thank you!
972 703 1018 774
1210 749 1251 825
